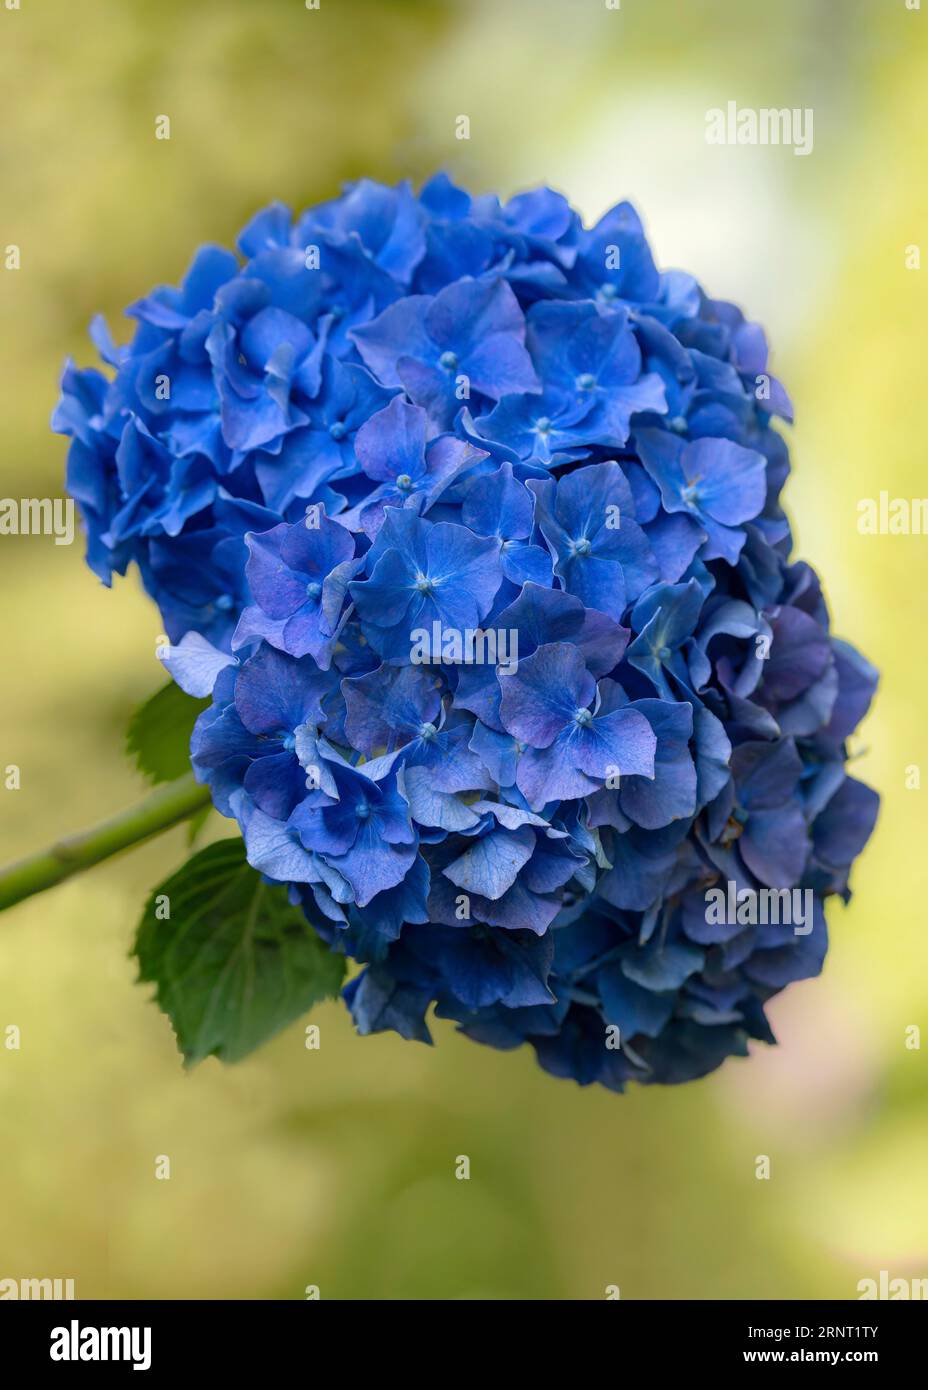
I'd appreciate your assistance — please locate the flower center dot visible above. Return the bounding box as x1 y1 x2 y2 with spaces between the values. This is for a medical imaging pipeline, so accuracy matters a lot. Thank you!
214 593 234 612
535 417 552 433
600 282 618 300
418 722 438 741
396 473 413 491
414 571 435 594
306 580 322 598
576 372 597 391
570 536 592 557
355 800 371 820
329 421 347 440
439 351 458 371
573 707 593 727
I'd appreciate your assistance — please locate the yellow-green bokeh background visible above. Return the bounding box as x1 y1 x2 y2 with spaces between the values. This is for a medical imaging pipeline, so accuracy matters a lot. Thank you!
1 0 925 1299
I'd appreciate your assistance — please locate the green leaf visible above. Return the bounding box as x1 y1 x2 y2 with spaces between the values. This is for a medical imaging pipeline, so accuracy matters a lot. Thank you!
134 839 345 1066
185 802 212 847
125 681 210 785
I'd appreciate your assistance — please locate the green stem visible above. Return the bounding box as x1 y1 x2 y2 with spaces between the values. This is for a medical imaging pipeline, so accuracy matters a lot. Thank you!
0 772 211 912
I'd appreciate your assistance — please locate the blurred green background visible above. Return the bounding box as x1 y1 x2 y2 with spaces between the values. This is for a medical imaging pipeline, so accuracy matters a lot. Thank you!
1 0 925 1299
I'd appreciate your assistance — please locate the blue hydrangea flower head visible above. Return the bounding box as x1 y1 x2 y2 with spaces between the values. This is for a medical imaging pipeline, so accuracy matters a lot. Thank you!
57 174 879 1091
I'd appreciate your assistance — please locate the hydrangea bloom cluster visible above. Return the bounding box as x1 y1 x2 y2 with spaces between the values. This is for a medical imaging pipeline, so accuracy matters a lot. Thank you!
55 176 879 1089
